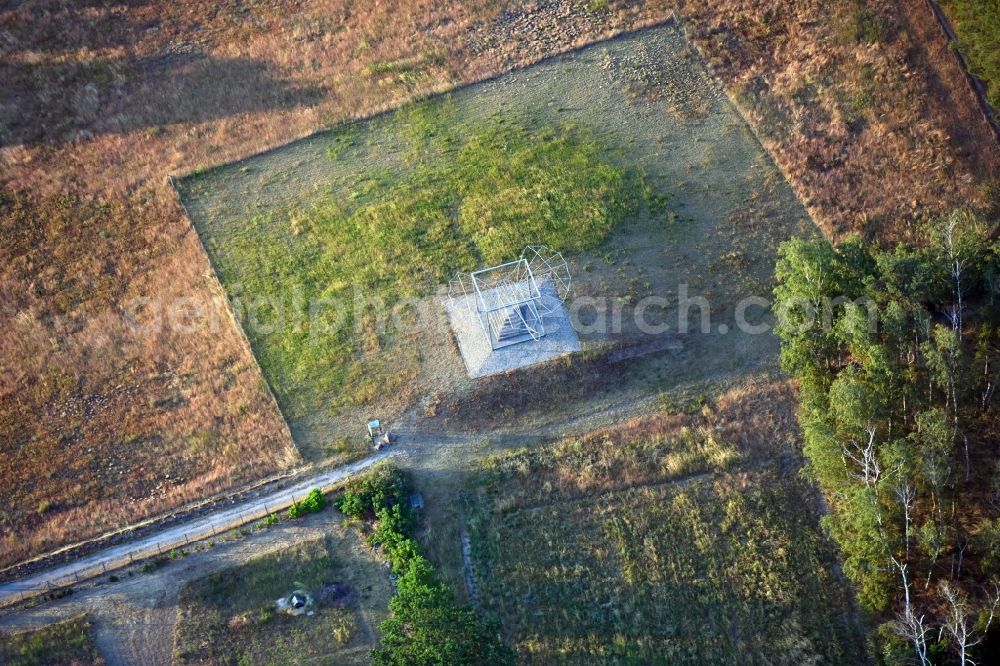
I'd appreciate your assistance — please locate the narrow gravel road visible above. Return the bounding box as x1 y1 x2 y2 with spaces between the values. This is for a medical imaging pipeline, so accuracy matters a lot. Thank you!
0 383 690 663
0 451 393 609
0 383 673 610
0 509 389 666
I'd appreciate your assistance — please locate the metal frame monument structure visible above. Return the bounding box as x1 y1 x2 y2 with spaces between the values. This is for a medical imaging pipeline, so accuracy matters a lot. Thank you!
449 245 572 351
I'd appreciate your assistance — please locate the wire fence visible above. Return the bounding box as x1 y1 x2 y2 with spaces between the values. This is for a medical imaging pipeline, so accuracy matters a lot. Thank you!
2 495 290 607
925 0 1000 144
2 15 722 613
1 451 391 609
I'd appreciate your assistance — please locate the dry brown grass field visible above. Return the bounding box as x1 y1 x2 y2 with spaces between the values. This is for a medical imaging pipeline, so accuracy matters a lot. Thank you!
1 0 997 571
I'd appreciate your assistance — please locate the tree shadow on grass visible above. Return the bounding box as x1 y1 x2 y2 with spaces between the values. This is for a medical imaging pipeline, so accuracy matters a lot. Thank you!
1 52 326 147
1 0 162 55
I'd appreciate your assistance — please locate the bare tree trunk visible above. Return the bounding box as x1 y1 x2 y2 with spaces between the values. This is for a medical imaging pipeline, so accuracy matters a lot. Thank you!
893 559 930 666
895 479 915 562
954 540 965 580
962 432 970 484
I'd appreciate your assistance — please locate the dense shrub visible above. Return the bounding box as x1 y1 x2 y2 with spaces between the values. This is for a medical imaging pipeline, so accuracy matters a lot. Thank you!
373 555 513 666
335 465 513 665
287 488 326 519
335 466 408 520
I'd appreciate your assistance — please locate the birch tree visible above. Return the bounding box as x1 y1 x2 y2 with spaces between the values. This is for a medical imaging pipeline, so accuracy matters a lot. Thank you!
939 580 1000 666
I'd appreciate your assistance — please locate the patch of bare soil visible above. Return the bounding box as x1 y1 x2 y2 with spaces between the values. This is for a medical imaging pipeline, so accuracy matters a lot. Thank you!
0 509 391 666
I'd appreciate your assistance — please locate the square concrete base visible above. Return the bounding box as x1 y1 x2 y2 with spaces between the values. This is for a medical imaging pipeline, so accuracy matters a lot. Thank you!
445 283 581 379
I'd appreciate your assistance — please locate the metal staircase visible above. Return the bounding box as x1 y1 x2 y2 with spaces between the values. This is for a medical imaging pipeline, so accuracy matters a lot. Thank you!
493 304 539 343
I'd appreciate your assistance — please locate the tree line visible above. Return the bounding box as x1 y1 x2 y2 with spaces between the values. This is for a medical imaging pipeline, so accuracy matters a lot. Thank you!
774 211 1000 664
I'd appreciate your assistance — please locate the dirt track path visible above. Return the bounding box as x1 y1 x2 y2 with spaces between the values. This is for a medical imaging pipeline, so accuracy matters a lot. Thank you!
0 368 722 610
0 367 710 611
0 508 386 665
0 370 752 664
0 452 392 610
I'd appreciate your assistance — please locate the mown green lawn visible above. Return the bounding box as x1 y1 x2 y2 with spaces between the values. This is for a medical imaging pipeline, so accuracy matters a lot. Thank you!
464 418 865 664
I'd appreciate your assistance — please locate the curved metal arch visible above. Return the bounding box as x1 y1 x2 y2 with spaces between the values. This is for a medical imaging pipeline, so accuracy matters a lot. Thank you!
520 245 572 315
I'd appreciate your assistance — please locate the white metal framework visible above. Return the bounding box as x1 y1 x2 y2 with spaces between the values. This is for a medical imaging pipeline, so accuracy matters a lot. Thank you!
473 258 544 349
448 245 572 351
520 245 571 315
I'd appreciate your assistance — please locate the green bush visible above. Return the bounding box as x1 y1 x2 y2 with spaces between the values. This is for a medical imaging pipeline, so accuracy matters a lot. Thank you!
288 488 326 519
371 505 420 573
975 517 1000 576
335 465 513 665
373 555 512 666
303 488 326 512
258 513 279 528
334 492 367 520
335 466 409 520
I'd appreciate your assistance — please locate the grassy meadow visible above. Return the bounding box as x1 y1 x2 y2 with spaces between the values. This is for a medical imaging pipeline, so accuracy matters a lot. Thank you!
941 0 1000 109
0 615 104 666
5 0 999 574
463 406 864 664
940 0 1000 109
176 20 815 464
173 535 392 665
183 106 643 426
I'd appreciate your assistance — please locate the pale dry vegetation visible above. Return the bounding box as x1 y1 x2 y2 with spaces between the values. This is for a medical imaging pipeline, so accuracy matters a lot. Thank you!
464 381 865 663
0 0 663 573
676 0 1000 237
480 378 799 505
1 0 995 570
